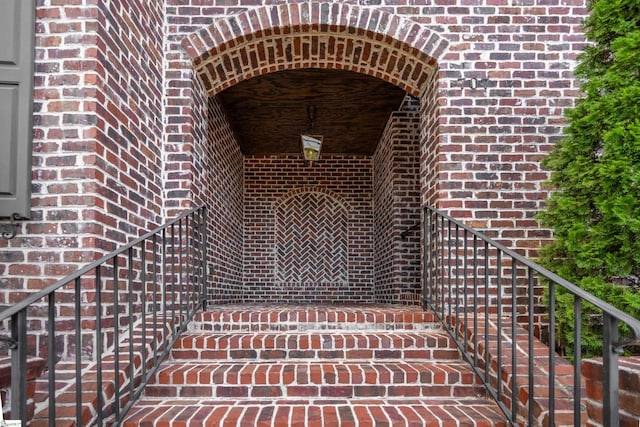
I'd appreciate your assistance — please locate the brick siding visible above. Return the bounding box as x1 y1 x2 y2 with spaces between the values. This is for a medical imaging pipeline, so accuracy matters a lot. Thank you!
1 0 165 307
200 98 244 304
0 0 589 306
373 96 421 304
176 0 586 259
582 357 640 427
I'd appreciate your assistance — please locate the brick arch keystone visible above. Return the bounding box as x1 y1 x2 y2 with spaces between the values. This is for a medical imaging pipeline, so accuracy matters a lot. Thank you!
181 2 448 96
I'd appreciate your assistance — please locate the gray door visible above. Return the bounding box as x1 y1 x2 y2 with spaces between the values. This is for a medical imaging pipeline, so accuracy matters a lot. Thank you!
0 0 35 219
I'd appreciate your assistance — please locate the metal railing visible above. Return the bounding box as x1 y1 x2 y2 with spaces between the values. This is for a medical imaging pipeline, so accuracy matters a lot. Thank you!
423 205 640 427
0 206 207 426
400 222 420 240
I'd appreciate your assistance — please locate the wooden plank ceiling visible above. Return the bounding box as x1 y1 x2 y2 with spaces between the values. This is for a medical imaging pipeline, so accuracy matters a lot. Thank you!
217 69 407 156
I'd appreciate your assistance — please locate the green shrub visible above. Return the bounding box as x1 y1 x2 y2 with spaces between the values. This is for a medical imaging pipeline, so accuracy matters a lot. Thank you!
551 278 640 359
537 0 640 358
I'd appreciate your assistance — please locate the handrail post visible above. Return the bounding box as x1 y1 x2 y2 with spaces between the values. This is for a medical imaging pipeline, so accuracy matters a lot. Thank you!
10 310 27 426
602 313 619 427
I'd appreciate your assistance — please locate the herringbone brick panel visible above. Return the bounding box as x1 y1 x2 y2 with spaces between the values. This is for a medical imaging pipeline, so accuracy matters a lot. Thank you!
276 192 348 284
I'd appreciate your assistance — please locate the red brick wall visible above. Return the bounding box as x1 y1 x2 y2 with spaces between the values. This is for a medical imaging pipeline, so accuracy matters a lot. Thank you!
201 97 244 304
164 5 208 216
419 70 442 208
373 97 421 304
582 357 640 427
243 155 375 303
373 111 396 303
94 0 165 237
1 1 590 307
1 1 166 308
166 0 589 307
177 1 588 260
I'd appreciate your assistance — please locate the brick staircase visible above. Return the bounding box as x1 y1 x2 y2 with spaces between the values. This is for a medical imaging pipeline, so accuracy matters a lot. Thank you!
123 305 507 426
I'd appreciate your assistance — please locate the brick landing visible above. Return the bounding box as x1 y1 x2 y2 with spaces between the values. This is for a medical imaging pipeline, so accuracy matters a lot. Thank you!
123 305 507 426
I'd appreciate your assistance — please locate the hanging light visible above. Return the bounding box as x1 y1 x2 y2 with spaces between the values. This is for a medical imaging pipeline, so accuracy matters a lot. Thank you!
300 106 323 161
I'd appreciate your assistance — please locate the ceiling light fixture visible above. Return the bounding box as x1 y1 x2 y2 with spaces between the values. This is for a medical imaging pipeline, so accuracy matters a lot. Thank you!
300 106 323 162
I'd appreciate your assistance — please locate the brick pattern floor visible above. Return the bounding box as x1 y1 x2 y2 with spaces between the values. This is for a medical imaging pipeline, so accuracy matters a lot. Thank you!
123 305 507 426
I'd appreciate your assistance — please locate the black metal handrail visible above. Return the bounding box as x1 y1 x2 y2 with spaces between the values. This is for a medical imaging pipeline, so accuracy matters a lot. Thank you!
423 205 640 427
400 222 420 240
0 205 207 426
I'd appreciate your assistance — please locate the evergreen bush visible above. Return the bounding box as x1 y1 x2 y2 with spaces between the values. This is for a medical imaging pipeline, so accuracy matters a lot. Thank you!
537 0 640 357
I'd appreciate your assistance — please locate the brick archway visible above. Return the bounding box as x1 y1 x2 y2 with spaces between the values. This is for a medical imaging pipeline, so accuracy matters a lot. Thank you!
172 3 448 304
180 2 448 97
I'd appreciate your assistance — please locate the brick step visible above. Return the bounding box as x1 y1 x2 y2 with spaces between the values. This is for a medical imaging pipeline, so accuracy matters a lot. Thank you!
144 361 484 399
172 331 460 361
123 305 507 425
122 398 507 426
189 305 441 332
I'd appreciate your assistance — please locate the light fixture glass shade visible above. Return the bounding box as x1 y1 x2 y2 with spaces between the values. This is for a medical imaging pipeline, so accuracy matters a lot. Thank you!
301 134 323 161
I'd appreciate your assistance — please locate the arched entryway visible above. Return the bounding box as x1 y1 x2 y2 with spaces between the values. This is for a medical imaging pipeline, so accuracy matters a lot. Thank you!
169 2 448 304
